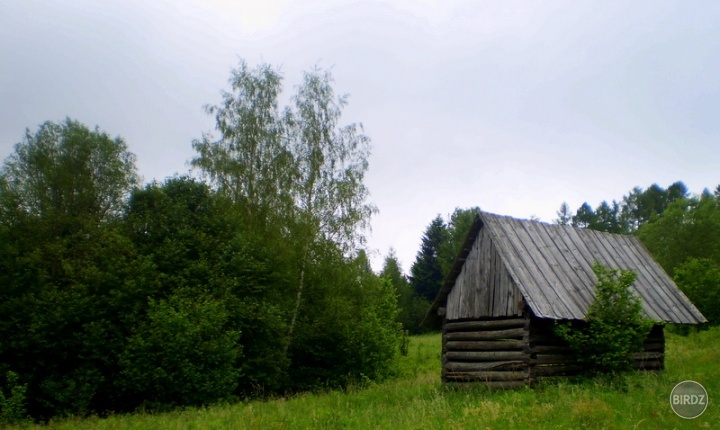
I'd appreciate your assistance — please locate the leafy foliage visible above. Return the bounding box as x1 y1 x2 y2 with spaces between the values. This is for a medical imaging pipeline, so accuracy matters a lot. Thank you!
0 68 395 421
0 118 138 228
673 258 720 327
639 193 720 276
118 293 241 409
555 263 653 374
0 371 28 425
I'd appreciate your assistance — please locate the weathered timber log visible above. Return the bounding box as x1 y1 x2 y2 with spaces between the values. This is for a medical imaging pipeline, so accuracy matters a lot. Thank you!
445 371 526 382
444 318 526 332
632 352 663 360
530 364 580 376
443 356 527 372
445 361 526 371
445 340 524 351
531 354 575 365
445 351 527 362
529 345 573 354
444 360 526 372
445 327 525 341
438 307 446 317
443 354 529 370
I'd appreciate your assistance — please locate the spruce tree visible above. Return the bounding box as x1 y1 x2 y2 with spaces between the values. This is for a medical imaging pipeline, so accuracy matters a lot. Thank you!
409 215 447 301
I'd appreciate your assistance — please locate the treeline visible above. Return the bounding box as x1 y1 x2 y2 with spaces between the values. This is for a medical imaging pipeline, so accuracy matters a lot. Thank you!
554 181 690 233
0 62 401 421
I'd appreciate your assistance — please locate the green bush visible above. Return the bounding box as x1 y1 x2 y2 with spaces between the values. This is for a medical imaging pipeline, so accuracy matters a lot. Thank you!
288 256 402 390
118 293 241 409
0 371 27 425
673 258 719 327
555 263 653 374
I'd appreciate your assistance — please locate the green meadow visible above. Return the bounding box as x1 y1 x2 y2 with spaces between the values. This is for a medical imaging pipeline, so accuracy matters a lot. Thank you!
13 327 718 430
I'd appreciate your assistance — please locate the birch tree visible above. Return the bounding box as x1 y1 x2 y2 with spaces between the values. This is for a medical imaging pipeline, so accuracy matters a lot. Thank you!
191 61 294 222
283 68 376 351
192 61 376 353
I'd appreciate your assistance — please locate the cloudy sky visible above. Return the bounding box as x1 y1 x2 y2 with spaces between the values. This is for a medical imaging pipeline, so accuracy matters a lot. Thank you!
2 0 719 272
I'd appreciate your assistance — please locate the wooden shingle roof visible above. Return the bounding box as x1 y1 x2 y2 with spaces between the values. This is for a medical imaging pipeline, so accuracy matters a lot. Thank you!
426 211 706 325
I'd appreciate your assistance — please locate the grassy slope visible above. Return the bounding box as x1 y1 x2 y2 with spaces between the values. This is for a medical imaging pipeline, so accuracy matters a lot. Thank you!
16 328 719 429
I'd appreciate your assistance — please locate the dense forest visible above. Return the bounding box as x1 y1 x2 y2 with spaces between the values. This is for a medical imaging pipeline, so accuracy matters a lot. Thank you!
0 62 400 421
1 60 719 423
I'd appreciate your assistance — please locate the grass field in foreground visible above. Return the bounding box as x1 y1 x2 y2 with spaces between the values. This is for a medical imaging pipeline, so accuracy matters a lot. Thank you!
13 327 719 429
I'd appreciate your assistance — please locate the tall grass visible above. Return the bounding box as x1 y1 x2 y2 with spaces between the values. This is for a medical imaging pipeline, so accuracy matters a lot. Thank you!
11 327 718 429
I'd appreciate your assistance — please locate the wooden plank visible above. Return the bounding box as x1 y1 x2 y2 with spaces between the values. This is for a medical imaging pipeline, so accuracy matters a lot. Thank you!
523 221 588 319
486 216 562 319
471 236 483 317
445 340 525 351
446 351 527 361
445 371 526 382
446 267 461 319
445 327 525 341
487 233 499 316
536 222 600 315
483 231 495 316
613 235 667 321
544 224 598 311
480 215 548 318
491 240 503 317
630 234 695 322
560 226 610 314
444 318 526 332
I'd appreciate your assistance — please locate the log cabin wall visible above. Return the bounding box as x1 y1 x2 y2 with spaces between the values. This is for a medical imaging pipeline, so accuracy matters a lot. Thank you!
635 324 665 371
442 315 665 387
526 318 665 384
442 314 530 388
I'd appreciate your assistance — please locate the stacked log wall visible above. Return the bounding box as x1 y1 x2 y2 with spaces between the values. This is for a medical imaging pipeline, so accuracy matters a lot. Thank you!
527 319 666 383
633 324 665 370
442 316 530 388
527 318 578 382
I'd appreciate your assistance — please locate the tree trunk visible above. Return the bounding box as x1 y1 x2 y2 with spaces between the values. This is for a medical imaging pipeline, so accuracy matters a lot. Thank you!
284 250 307 354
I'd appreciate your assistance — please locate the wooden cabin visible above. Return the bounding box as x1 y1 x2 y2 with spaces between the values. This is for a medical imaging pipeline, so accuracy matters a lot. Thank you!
423 211 707 388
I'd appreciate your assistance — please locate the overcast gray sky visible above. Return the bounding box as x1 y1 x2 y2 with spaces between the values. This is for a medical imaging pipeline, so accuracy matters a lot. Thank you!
2 0 719 273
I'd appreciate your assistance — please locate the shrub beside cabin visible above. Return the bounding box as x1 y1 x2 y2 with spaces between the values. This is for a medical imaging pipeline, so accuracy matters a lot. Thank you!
423 211 707 388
